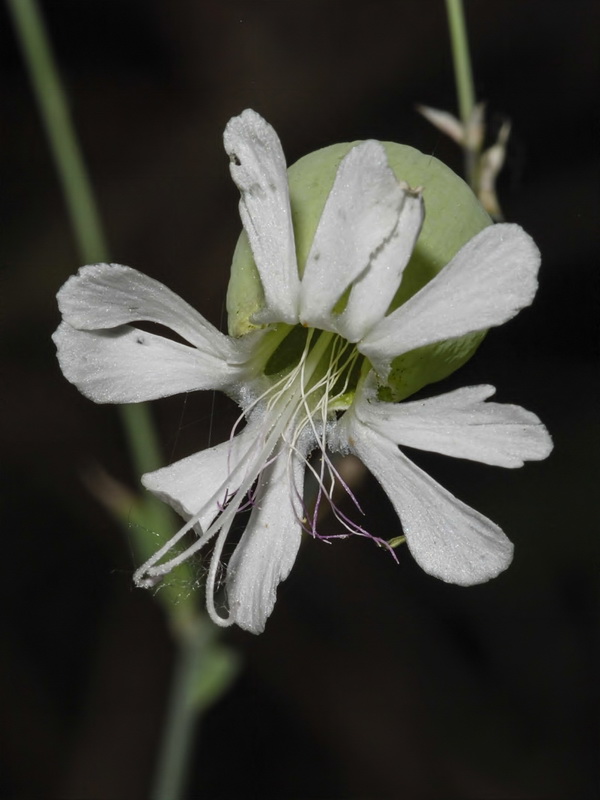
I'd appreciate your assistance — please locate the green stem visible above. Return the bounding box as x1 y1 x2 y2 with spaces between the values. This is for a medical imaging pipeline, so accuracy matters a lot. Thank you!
151 625 204 800
445 0 475 128
6 0 107 263
445 0 477 184
151 622 239 800
120 402 165 477
8 2 225 796
7 0 167 491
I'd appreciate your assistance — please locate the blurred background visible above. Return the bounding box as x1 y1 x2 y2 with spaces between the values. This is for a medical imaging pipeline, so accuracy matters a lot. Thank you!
1 1 598 797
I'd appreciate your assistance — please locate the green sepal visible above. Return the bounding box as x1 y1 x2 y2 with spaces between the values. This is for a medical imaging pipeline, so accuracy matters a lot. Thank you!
226 232 264 337
226 140 492 398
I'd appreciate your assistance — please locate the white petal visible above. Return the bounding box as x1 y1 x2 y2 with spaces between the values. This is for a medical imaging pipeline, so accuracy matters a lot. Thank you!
299 141 407 332
355 380 553 468
224 110 300 324
142 415 263 530
337 189 424 341
57 263 237 361
360 224 541 375
226 443 307 634
53 321 240 403
340 419 513 585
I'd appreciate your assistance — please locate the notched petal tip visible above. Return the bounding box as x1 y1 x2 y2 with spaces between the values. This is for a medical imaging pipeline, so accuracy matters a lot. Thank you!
224 109 271 151
223 109 286 195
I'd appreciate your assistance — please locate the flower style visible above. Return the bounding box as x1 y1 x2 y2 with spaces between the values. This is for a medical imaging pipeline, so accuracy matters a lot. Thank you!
53 109 552 633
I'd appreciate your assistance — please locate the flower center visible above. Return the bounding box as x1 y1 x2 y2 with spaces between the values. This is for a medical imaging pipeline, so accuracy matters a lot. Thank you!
269 326 362 423
242 325 394 551
132 324 394 600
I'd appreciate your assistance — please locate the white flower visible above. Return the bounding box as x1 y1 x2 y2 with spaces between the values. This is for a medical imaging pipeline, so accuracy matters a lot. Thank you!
53 109 552 634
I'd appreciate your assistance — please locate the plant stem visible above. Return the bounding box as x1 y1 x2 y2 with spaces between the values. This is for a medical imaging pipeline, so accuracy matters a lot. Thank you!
445 0 475 129
8 3 229 797
445 0 477 184
151 624 204 800
7 0 172 536
6 0 107 262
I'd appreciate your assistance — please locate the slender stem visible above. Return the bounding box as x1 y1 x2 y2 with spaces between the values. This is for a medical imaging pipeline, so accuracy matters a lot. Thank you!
445 0 477 184
8 4 223 797
7 0 171 527
151 625 204 800
6 0 107 262
445 0 475 128
120 402 165 476
151 622 239 800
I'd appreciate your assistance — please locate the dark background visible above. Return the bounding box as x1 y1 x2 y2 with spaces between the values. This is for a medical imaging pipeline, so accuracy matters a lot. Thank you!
1 1 598 798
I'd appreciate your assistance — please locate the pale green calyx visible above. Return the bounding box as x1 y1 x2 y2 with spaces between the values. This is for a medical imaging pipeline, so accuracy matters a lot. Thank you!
227 139 491 401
